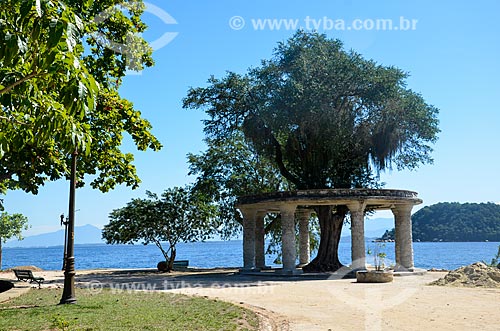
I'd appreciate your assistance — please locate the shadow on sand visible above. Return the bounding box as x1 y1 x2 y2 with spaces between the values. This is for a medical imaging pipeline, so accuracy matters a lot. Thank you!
47 268 349 292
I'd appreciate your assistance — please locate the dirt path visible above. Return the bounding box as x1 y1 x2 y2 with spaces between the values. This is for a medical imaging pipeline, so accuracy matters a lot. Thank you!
165 272 500 331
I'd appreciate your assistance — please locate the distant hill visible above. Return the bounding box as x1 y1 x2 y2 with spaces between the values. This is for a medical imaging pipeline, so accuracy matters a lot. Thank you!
379 202 500 242
5 224 104 248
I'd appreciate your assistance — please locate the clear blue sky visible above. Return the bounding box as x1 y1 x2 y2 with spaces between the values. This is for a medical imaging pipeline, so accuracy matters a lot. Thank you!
4 0 500 236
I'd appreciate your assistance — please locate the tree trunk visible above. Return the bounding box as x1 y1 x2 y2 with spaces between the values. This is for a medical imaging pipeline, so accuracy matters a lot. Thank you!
302 205 347 273
167 247 176 272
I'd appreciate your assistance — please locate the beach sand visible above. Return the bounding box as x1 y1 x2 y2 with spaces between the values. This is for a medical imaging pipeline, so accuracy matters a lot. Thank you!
1 268 499 331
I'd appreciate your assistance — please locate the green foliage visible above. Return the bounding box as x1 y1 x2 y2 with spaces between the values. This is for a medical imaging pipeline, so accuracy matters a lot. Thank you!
0 0 161 202
0 211 29 269
78 88 161 192
79 0 154 88
184 31 439 191
188 133 290 239
51 315 73 331
411 202 500 242
367 243 387 271
102 186 217 270
0 212 29 243
0 0 99 196
483 245 500 268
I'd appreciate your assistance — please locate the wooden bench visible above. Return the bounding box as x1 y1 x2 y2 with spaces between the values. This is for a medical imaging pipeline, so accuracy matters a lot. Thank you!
173 260 189 268
13 269 45 288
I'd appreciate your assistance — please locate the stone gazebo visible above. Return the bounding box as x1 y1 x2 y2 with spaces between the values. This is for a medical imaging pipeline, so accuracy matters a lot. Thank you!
236 189 422 274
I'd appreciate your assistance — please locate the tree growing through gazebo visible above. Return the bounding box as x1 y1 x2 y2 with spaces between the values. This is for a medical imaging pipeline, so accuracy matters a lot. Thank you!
184 31 439 272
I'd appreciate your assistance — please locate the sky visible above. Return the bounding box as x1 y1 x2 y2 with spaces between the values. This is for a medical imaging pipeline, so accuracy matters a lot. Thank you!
3 0 500 237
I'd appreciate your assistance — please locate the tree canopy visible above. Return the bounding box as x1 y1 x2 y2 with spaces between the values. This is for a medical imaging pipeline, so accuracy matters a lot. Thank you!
184 31 439 191
102 187 217 271
0 0 161 204
184 31 440 271
0 211 29 269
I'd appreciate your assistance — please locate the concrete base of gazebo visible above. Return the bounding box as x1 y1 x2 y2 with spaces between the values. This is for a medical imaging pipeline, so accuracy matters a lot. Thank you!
239 266 427 279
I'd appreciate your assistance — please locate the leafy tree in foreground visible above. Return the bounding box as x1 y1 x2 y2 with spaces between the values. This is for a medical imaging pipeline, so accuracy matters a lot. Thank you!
102 187 217 271
0 0 99 197
184 31 439 272
0 212 29 269
0 0 161 204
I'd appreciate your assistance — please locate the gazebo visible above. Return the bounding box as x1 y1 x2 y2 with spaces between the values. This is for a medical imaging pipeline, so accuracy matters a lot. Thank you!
236 189 422 274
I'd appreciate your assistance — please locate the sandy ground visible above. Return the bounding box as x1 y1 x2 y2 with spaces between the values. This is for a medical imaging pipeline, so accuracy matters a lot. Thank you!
1 268 499 331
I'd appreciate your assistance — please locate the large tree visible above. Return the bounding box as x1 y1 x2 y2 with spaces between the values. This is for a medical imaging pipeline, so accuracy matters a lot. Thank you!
184 31 439 272
0 212 29 269
0 0 161 202
103 187 217 271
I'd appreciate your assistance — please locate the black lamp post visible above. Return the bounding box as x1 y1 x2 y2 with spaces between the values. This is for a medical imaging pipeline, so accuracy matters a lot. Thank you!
60 214 68 270
60 151 78 304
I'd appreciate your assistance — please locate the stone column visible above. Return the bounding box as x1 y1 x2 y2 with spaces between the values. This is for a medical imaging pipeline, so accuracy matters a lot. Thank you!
255 211 267 269
240 207 257 271
297 209 311 267
280 204 297 274
347 202 366 270
392 204 415 271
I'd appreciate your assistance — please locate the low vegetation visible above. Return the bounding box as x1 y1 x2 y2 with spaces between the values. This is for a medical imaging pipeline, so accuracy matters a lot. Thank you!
484 245 500 267
0 288 258 331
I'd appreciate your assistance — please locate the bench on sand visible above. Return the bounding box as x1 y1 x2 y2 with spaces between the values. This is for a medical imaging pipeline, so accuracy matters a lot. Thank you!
13 269 45 288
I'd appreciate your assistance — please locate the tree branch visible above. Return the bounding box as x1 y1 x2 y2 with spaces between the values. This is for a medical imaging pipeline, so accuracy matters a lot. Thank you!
0 170 15 181
0 71 39 95
0 115 28 125
270 134 303 188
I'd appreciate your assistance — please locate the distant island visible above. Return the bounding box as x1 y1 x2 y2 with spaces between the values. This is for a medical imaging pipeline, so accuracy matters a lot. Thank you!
379 202 500 242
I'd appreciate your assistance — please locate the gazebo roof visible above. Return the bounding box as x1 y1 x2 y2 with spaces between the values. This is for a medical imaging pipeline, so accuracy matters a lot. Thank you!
236 188 422 211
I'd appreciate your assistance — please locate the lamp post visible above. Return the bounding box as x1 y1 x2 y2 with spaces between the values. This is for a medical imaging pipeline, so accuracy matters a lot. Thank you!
60 214 68 270
60 151 78 304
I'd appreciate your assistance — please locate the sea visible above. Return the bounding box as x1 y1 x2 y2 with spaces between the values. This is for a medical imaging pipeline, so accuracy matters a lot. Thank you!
2 239 499 271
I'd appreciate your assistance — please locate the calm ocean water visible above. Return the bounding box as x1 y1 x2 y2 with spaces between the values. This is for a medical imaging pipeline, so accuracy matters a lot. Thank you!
2 240 499 271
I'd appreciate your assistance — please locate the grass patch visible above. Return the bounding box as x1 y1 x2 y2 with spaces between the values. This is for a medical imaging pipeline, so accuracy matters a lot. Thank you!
0 288 258 331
